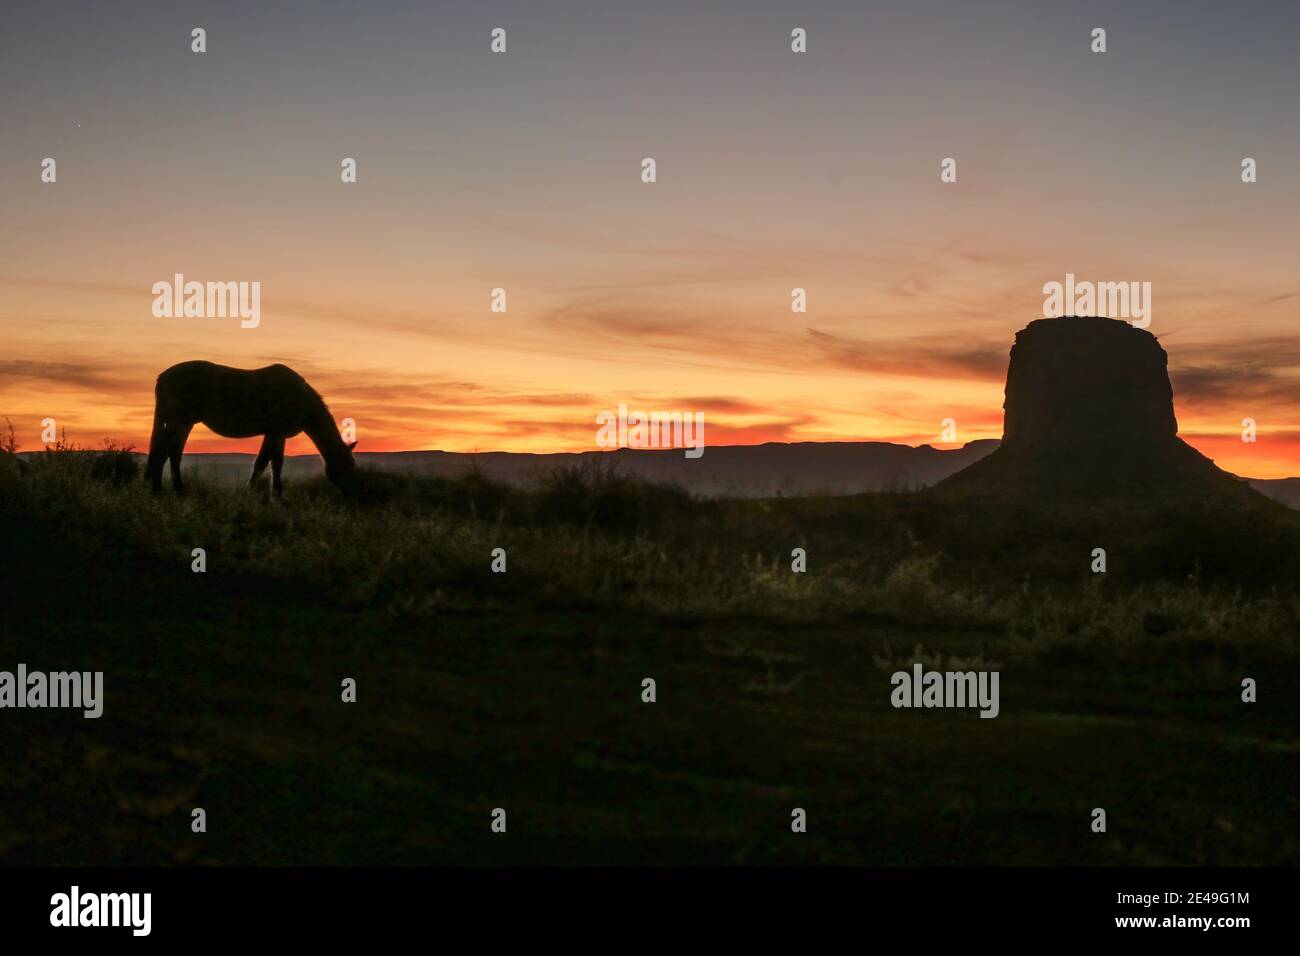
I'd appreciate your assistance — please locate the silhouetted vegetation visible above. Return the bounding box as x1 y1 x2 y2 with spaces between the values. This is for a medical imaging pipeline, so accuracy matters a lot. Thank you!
2 449 1296 865
88 440 140 487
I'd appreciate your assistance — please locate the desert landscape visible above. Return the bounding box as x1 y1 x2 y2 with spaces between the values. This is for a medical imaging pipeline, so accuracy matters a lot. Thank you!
4 316 1296 866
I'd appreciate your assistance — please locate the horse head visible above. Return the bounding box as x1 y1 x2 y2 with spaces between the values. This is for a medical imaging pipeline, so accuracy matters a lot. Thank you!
325 440 360 497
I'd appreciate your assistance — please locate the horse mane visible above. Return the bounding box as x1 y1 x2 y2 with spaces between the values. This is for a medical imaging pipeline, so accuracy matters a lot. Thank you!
285 367 332 424
303 380 333 420
288 370 346 458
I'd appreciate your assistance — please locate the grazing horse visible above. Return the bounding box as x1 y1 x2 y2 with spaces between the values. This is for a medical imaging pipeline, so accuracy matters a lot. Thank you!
146 361 358 496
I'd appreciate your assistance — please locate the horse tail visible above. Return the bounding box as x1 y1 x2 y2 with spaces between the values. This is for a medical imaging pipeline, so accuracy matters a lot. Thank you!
146 368 180 487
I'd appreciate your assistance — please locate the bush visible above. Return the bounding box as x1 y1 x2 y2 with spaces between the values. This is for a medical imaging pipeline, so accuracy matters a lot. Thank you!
89 440 140 486
534 459 698 534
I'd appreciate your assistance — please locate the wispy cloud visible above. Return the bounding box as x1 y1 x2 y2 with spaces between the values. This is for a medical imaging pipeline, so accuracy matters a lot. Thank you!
806 329 1007 381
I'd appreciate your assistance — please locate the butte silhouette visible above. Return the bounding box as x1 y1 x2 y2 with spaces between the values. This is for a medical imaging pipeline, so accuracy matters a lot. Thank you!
935 315 1268 507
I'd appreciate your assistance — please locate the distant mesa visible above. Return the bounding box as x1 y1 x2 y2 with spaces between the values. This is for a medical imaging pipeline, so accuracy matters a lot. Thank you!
936 315 1267 505
1002 316 1176 452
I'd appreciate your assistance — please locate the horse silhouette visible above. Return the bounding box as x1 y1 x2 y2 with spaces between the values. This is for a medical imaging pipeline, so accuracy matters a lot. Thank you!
146 361 357 496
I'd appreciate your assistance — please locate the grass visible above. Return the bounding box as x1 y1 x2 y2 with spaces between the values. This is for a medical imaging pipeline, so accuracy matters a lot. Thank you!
1 444 1297 865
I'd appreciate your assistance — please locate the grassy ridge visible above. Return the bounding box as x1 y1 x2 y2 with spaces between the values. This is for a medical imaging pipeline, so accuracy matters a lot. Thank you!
1 447 1297 864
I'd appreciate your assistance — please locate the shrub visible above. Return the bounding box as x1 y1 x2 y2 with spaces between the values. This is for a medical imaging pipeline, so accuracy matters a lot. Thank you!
89 440 140 486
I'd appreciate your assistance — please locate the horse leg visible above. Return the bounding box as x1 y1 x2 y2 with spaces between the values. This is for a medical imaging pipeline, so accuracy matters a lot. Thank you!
267 434 287 497
248 435 274 488
168 425 193 493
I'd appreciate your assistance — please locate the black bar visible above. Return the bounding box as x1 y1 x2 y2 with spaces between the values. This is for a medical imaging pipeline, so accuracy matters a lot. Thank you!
0 867 1277 941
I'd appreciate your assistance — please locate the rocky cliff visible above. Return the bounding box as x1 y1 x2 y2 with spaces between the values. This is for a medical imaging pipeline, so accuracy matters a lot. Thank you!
937 316 1265 505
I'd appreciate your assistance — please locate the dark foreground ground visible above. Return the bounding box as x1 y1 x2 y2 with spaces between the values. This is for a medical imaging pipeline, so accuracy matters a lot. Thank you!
2 450 1297 865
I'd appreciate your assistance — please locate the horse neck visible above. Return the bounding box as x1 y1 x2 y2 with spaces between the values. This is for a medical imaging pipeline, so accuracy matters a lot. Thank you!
304 410 348 465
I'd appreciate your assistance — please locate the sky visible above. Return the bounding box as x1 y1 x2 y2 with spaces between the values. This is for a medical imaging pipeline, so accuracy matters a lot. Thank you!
2 0 1298 477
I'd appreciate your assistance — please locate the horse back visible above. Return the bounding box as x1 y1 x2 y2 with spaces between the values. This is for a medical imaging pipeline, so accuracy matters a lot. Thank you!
155 361 323 436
